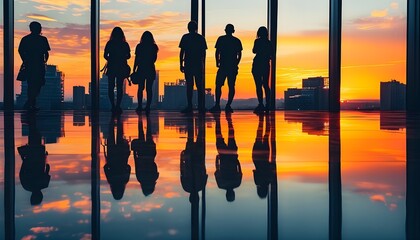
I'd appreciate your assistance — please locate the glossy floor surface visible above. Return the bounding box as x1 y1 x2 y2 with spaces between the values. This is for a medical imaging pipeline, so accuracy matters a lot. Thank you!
1 110 419 240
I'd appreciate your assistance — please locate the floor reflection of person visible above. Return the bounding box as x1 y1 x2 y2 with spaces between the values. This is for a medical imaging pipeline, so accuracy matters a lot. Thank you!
132 113 159 196
18 112 50 205
180 115 207 239
214 113 242 202
252 113 273 199
103 115 131 200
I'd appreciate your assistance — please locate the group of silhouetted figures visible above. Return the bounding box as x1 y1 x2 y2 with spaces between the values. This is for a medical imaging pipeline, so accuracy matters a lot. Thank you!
19 21 273 115
17 112 276 206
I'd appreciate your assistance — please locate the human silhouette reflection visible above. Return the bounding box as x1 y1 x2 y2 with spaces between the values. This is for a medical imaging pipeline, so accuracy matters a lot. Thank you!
132 113 159 196
18 112 50 205
406 113 420 239
103 115 131 200
252 113 273 199
329 113 342 240
180 115 207 239
213 113 242 201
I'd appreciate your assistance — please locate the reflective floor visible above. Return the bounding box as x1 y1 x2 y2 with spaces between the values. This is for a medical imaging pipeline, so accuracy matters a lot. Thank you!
1 110 419 240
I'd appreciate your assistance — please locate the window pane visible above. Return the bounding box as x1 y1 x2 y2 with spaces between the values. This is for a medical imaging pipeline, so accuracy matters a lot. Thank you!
342 0 407 101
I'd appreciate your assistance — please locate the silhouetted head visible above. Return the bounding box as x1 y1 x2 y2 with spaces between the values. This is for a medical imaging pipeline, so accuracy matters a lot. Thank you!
110 183 126 200
226 189 235 202
225 24 235 35
29 21 42 35
110 27 126 42
141 183 156 196
257 185 268 199
189 192 199 203
257 26 269 39
140 31 156 45
187 21 198 33
30 190 43 205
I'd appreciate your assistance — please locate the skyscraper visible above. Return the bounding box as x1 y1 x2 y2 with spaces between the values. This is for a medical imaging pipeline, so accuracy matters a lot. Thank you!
380 80 406 111
284 76 329 110
73 86 86 110
162 79 214 110
95 74 134 110
16 65 65 110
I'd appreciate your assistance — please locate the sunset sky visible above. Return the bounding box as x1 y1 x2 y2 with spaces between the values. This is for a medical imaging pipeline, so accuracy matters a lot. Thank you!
0 0 407 101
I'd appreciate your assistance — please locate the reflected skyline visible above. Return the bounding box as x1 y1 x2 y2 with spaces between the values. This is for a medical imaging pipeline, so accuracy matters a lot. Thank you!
0 110 411 239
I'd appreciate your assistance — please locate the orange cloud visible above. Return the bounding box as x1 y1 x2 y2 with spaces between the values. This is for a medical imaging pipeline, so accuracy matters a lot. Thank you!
33 199 71 213
26 14 57 22
30 227 58 234
370 194 386 204
371 9 388 18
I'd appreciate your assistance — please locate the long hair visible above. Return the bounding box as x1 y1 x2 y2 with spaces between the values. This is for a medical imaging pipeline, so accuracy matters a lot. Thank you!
140 31 159 50
256 26 269 39
109 27 126 42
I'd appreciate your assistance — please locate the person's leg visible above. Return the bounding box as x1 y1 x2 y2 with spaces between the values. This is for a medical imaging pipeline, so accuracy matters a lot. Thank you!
137 78 145 112
226 70 237 111
195 70 205 111
262 68 271 109
253 71 264 105
116 77 124 109
108 75 116 110
182 71 193 112
145 78 154 111
214 69 225 107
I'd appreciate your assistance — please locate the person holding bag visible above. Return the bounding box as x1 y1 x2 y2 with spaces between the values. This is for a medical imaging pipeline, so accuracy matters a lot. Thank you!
104 27 131 115
133 31 158 114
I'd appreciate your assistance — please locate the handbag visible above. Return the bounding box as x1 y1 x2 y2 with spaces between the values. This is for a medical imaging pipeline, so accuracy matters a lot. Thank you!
130 71 141 85
100 63 108 76
17 64 26 81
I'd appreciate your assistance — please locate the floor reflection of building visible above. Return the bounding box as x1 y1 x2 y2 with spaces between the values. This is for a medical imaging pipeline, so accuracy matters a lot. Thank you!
73 111 86 126
406 114 420 239
284 111 329 136
252 113 278 239
22 111 65 143
214 113 242 202
132 113 159 196
18 112 51 206
164 113 188 134
380 111 406 130
329 113 342 240
103 116 131 200
180 115 207 240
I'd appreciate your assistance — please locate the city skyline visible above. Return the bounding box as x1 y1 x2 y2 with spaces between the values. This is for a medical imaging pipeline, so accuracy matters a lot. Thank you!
0 0 407 101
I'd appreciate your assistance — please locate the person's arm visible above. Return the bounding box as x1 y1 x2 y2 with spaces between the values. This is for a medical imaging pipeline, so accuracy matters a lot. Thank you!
126 43 131 60
18 39 26 63
44 37 51 63
236 51 242 66
179 48 185 73
44 51 49 63
252 39 257 54
215 48 220 68
133 45 139 71
152 44 158 63
104 42 109 60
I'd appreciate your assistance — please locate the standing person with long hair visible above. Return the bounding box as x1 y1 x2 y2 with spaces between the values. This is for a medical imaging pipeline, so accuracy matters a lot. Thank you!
252 26 273 114
133 31 158 114
104 27 131 115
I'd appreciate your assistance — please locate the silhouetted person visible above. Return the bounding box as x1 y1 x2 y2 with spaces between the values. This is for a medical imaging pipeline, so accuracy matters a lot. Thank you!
132 113 158 196
18 21 51 111
252 26 273 113
214 113 242 202
104 27 131 115
252 113 273 199
103 116 131 200
180 115 207 239
179 21 208 114
18 112 50 205
209 24 242 114
133 31 158 114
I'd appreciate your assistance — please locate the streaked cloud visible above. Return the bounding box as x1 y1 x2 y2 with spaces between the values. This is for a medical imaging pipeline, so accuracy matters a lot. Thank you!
26 13 57 22
352 15 405 30
390 2 399 9
30 227 58 234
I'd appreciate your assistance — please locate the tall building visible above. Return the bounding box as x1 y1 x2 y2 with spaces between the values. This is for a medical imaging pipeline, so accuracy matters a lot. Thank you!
16 65 65 109
162 79 215 110
73 86 86 110
284 76 329 110
380 80 406 111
